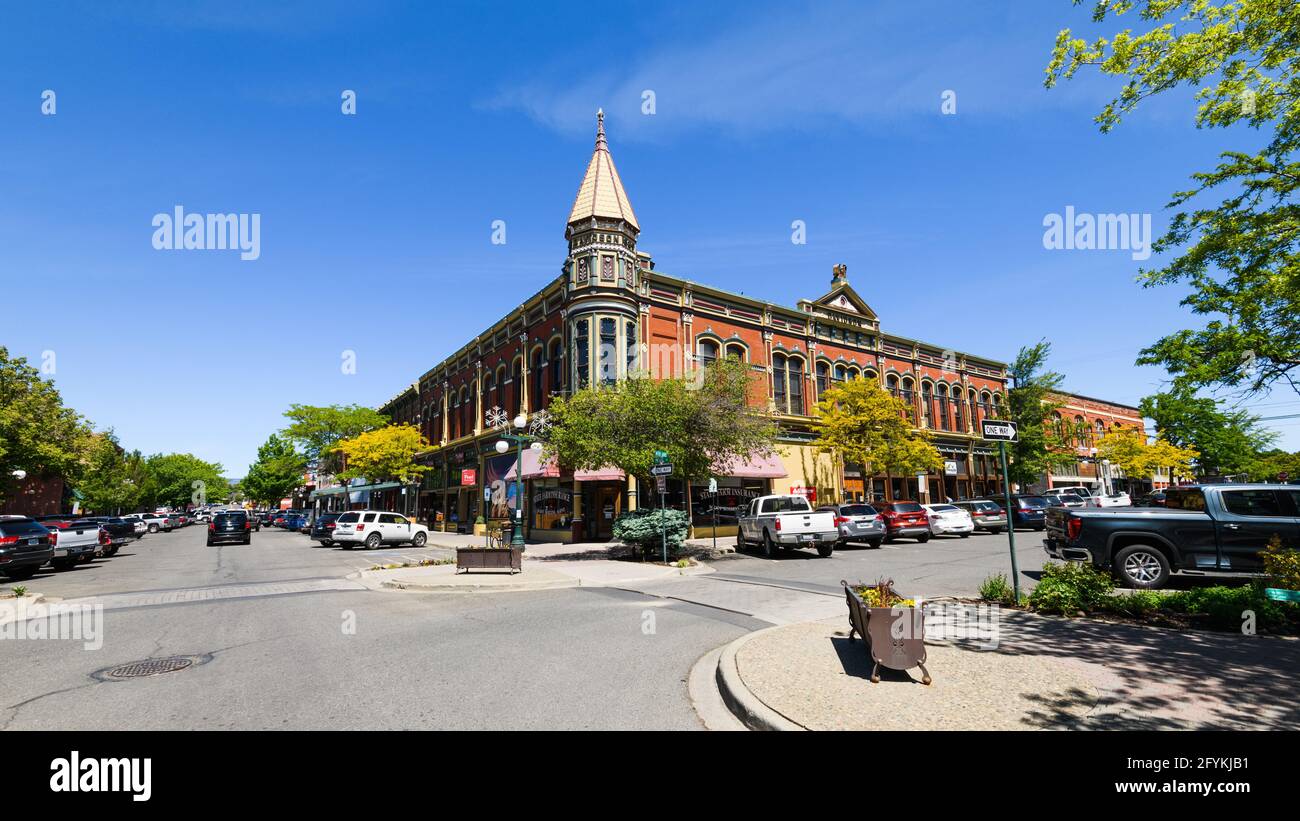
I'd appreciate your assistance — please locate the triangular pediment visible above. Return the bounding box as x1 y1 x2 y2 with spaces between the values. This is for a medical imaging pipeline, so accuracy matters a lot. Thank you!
809 284 878 322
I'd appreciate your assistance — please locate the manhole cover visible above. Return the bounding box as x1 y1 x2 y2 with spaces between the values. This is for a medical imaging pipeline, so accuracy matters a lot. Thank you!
105 657 194 679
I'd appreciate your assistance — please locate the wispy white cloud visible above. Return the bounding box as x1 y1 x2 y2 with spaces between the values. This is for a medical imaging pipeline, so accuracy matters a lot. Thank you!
485 1 1086 140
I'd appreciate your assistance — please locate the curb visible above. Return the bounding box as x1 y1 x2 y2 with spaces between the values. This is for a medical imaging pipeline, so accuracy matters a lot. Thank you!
380 576 580 593
713 626 807 731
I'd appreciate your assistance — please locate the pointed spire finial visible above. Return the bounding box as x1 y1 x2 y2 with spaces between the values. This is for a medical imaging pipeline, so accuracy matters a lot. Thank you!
595 108 607 150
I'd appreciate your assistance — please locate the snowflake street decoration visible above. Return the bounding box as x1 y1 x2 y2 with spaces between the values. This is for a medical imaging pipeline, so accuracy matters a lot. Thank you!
528 410 552 438
485 406 509 431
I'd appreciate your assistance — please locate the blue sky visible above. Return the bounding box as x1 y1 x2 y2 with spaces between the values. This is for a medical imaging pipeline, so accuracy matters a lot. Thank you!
2 0 1296 477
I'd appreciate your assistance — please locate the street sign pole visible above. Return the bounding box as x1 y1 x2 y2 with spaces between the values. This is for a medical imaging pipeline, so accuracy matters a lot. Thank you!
999 440 1020 603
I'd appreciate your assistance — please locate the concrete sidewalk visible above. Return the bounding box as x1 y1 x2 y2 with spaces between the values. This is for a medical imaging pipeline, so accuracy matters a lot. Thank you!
707 610 1300 731
359 556 714 592
424 532 734 561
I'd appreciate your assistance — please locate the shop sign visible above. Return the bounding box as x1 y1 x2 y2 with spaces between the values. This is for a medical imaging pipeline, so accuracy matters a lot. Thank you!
789 486 816 502
460 468 477 486
944 460 959 476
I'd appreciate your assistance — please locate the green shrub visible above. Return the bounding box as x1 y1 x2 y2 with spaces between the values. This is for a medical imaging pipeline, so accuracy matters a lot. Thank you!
612 508 690 557
1106 589 1162 617
1029 561 1114 615
978 573 1015 605
1263 535 1300 591
1164 581 1291 631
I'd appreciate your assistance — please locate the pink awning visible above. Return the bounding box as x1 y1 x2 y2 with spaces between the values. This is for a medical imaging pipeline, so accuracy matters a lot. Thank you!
504 449 561 480
712 452 787 479
575 466 625 481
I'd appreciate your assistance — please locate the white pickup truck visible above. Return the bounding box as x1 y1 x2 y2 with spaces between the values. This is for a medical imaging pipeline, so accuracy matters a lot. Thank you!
737 494 840 558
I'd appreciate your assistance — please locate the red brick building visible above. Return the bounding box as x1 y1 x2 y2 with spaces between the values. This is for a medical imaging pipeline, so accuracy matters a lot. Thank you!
1039 392 1165 494
376 112 1011 540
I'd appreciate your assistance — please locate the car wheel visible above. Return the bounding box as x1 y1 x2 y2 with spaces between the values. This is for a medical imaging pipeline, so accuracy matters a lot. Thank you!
243 537 251 545
867 539 883 549
321 539 333 547
762 530 778 559
959 533 970 539
1114 545 1170 590
148 524 159 533
365 533 382 550
817 543 834 558
916 534 931 544
412 532 427 548
106 546 120 556
736 531 747 550
3 567 37 581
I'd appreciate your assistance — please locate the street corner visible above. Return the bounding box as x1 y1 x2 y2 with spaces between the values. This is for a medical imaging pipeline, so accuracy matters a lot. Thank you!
366 562 580 593
708 618 1102 731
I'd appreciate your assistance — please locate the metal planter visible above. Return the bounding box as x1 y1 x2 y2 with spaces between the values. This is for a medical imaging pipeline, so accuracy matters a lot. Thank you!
456 547 523 574
841 581 932 685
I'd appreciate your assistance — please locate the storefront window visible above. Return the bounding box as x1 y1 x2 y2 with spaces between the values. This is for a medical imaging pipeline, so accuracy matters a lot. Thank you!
690 479 767 526
532 485 573 530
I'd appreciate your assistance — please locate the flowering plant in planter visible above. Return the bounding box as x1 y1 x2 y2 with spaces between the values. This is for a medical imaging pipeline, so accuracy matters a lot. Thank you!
852 578 916 608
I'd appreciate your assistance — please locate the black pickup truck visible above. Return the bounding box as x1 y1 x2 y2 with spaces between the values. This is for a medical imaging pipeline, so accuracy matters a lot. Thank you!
1044 484 1300 589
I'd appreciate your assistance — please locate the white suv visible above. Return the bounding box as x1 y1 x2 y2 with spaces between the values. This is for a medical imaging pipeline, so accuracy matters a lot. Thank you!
331 510 429 549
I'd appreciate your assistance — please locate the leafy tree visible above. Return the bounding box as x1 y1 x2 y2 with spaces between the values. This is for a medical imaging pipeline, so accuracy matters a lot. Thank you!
1247 448 1300 482
282 404 389 465
75 431 143 514
1007 341 1067 489
1139 389 1274 476
811 378 942 478
545 358 779 489
241 434 308 507
1097 427 1199 486
141 453 228 509
1046 1 1300 397
0 346 92 503
334 424 430 484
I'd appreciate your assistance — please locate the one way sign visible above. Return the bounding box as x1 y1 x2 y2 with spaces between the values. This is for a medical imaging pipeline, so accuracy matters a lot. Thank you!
980 420 1019 442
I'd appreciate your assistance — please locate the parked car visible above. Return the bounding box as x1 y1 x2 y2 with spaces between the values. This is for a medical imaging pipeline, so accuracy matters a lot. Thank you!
310 512 342 547
1042 491 1087 508
284 513 308 531
879 501 931 543
331 510 431 550
1008 495 1050 531
120 515 149 537
1088 491 1132 508
816 503 886 549
1045 483 1300 589
1136 492 1167 507
83 516 134 554
952 499 1007 533
922 503 974 537
43 519 101 569
1049 485 1098 502
207 511 252 546
737 495 838 557
0 516 55 580
137 513 172 533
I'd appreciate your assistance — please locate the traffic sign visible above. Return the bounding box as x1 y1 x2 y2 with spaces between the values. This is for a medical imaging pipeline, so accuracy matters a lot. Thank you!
650 463 674 476
653 450 669 465
655 476 667 493
708 477 718 493
981 420 1019 442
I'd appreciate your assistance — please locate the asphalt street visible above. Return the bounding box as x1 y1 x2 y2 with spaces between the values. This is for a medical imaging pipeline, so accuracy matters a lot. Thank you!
0 522 1046 729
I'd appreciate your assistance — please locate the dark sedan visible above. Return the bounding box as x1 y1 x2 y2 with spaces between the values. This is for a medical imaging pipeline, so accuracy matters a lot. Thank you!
207 511 252 546
310 512 341 546
0 516 55 580
1008 495 1049 531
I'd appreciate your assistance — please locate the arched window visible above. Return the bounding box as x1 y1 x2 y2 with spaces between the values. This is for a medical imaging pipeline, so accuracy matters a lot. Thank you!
1074 415 1087 447
625 320 638 375
773 353 788 412
495 365 506 410
725 343 746 362
1095 419 1106 445
953 386 965 431
816 362 829 394
461 385 473 437
599 318 617 386
788 357 804 415
697 338 719 370
834 364 847 384
484 372 497 414
935 384 950 430
921 382 934 427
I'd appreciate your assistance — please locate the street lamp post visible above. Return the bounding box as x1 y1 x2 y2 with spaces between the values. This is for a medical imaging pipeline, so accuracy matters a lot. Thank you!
495 413 540 549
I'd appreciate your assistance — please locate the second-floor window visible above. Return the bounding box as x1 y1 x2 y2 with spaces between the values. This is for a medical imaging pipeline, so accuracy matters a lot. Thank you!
697 338 719 370
772 354 805 415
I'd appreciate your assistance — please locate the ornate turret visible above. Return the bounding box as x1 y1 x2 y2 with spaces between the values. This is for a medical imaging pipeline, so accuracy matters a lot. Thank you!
831 263 849 288
565 109 642 289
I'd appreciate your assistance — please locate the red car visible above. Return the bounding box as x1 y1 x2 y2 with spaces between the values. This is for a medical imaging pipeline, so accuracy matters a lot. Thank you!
879 501 931 543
